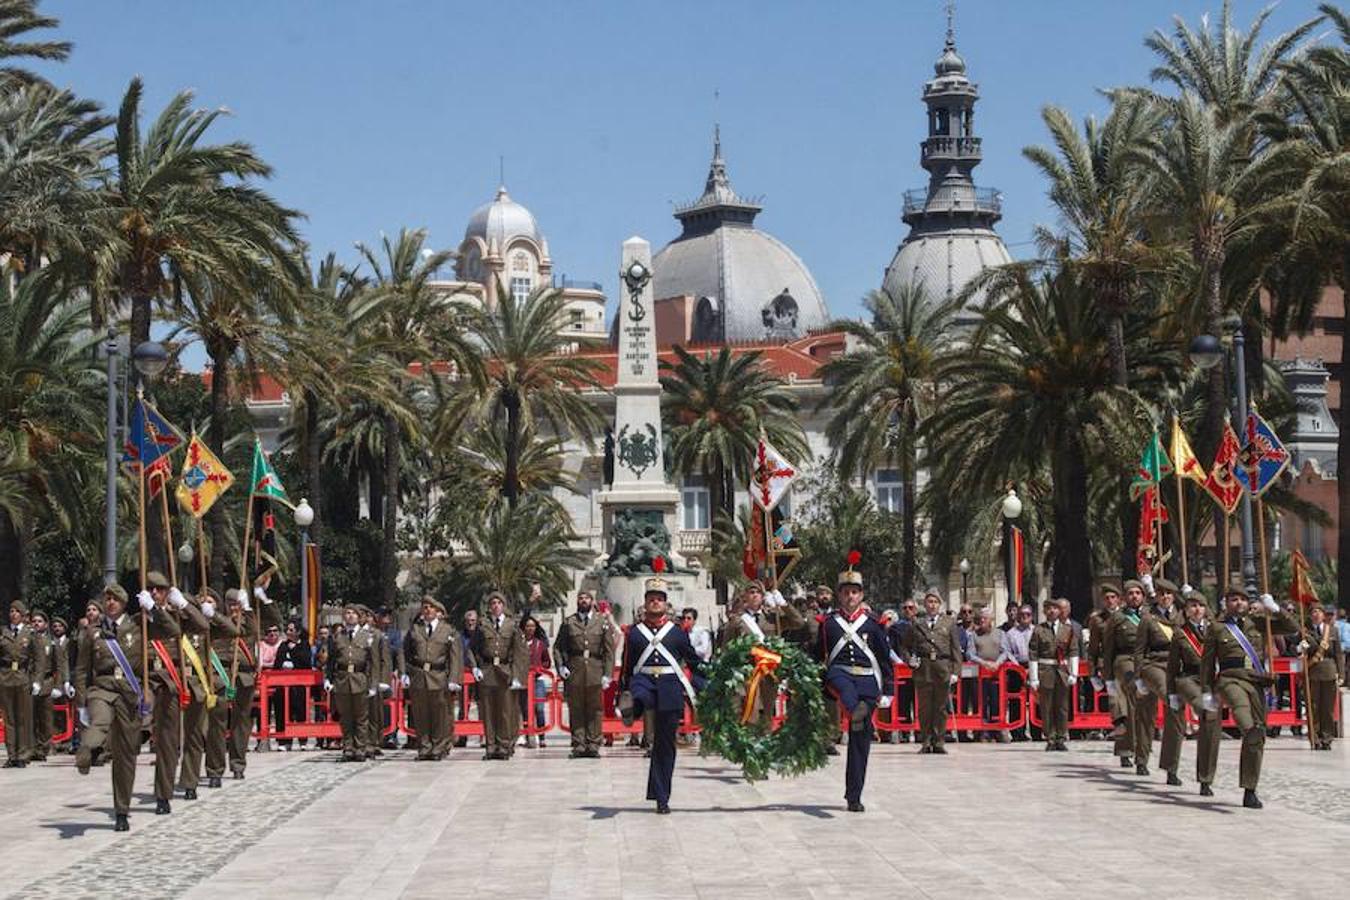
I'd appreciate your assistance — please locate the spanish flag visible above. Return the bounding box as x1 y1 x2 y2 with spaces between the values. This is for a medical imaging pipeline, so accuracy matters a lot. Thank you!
1169 418 1207 484
1290 549 1320 606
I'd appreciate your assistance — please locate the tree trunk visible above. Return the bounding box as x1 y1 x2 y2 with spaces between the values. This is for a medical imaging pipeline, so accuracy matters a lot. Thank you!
900 407 917 599
380 410 400 610
1052 434 1095 621
1107 312 1138 579
504 392 520 509
129 290 152 352
1338 277 1350 611
709 462 729 607
0 512 24 601
303 390 323 540
207 349 230 591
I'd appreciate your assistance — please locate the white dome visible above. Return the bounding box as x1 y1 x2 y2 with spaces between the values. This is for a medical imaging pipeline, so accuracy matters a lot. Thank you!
883 225 1012 318
463 185 542 248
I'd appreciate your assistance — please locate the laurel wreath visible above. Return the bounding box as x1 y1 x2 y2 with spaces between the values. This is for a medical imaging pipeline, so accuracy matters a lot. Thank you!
697 635 834 781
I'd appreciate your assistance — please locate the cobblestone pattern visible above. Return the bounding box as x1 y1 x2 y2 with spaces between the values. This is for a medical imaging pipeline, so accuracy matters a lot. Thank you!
12 757 372 899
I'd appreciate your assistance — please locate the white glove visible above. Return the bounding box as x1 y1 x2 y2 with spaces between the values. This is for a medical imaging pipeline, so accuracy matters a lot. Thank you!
509 678 523 690
323 679 333 692
768 590 786 608
400 674 411 688
254 586 270 604
1090 675 1104 691
1259 593 1278 613
1201 692 1218 712
1296 640 1310 654
1181 583 1195 598
168 587 188 609
447 682 461 693
1029 679 1040 691
1168 693 1181 710
77 706 90 727
201 601 216 619
1105 679 1118 698
63 682 74 697
878 695 893 709
138 590 155 612
909 655 921 669
31 682 41 696
378 682 390 692
51 687 62 698
1140 573 1154 593
558 665 571 680
948 673 959 685
1028 661 1040 685
1067 657 1079 686
601 675 611 691
1067 674 1077 686
239 594 251 613
367 686 377 697
1135 678 1148 696
472 667 483 681
282 660 295 670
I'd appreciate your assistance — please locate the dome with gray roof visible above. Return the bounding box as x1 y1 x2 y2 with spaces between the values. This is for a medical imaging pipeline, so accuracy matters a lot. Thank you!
463 185 543 248
652 129 829 343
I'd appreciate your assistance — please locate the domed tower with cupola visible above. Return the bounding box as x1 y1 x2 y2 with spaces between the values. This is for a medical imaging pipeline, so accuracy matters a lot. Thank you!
882 7 1011 323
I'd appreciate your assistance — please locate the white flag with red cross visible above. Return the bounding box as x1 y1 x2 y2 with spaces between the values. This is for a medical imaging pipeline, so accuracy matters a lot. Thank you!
750 437 796 511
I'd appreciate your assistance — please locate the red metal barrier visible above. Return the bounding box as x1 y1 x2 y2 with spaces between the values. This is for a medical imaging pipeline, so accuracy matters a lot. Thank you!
253 669 399 742
872 662 1027 733
0 702 74 745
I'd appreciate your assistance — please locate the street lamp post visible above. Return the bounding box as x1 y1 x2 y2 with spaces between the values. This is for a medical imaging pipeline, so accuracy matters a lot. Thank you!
294 498 315 629
959 557 970 609
131 340 168 574
103 328 120 586
1001 487 1023 613
1189 321 1258 598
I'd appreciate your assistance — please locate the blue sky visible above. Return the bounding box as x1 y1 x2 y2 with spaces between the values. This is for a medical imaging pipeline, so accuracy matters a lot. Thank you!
37 0 1326 366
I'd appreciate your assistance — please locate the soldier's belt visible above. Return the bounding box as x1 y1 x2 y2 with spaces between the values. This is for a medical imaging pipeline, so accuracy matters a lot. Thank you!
421 662 447 672
8 661 17 671
344 663 368 674
834 665 874 676
1218 659 1251 672
638 665 674 675
1146 651 1170 662
492 656 501 666
1035 658 1064 667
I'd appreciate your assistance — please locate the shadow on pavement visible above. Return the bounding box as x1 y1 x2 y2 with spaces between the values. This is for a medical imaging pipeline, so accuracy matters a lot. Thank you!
579 803 839 820
1051 763 1235 814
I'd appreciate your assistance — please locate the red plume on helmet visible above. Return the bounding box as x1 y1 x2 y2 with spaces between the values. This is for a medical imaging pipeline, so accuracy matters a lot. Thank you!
652 556 666 573
846 550 861 568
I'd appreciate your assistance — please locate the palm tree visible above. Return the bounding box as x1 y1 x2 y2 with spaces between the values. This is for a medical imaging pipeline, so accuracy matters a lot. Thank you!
348 227 480 608
661 345 807 603
816 283 960 598
0 0 70 90
450 496 592 610
101 77 300 349
0 267 102 598
436 283 605 509
924 264 1182 614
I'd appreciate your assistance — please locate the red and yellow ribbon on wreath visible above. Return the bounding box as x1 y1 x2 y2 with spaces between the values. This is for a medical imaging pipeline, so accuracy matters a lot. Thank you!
740 644 784 724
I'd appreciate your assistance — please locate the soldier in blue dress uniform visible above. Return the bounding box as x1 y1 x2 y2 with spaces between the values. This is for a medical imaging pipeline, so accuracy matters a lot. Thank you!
618 577 703 814
819 566 895 812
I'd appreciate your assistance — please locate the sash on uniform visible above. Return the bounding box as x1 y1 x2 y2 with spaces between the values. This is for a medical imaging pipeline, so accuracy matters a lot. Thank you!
1181 625 1204 658
103 635 146 714
827 614 883 692
179 636 216 710
151 640 191 709
1224 622 1265 675
1155 620 1174 642
235 637 255 669
209 649 236 700
634 622 697 706
739 612 766 642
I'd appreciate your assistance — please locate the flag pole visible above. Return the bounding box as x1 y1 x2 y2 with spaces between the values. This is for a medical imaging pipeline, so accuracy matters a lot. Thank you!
1256 497 1274 663
1222 513 1231 593
159 478 177 588
137 415 150 707
234 489 256 686
1295 548 1315 750
1175 470 1189 587
196 518 208 593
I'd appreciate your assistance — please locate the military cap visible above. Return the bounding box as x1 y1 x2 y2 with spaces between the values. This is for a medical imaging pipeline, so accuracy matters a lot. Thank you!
1323 603 1338 616
1154 577 1179 594
1183 591 1207 606
104 583 128 603
485 590 507 605
1122 579 1145 594
341 600 361 613
815 584 834 598
643 577 669 598
1098 582 1122 597
9 599 27 614
922 587 942 601
1042 597 1061 610
742 579 766 594
1223 585 1251 600
225 588 246 605
146 571 171 589
421 595 446 615
51 616 67 629
837 569 864 589
200 587 223 605
86 596 105 614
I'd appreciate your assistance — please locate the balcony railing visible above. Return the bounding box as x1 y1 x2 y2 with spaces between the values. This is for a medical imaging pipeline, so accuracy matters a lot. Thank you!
921 136 982 160
902 187 1003 218
552 275 604 292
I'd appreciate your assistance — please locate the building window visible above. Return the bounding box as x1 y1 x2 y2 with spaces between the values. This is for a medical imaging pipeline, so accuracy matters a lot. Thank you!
681 475 711 531
570 309 584 329
510 277 532 303
875 468 903 514
512 252 530 273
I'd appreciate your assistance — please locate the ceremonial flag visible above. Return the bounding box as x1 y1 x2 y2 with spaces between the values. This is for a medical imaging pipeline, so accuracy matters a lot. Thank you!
252 504 281 583
750 437 796 511
1289 549 1320 607
1235 411 1290 499
121 398 184 475
144 455 172 501
742 493 766 580
248 439 291 508
1202 423 1243 514
1129 432 1173 501
1007 524 1024 602
304 541 322 640
1169 419 1207 484
176 432 235 519
1136 486 1169 574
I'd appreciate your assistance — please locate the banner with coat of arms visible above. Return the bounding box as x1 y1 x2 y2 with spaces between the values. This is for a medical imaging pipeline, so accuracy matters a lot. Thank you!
176 431 235 519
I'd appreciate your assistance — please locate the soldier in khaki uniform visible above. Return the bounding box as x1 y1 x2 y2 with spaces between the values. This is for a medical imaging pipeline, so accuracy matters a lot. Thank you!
177 588 221 800
900 590 962 754
1086 583 1122 743
142 572 211 815
1028 597 1077 751
1200 587 1298 809
75 584 180 831
400 596 464 760
1299 604 1343 751
30 610 70 761
720 580 805 729
1 599 39 767
325 602 378 761
470 591 527 760
358 605 392 757
555 590 618 757
207 585 282 783
1101 579 1146 771
1165 590 1220 794
1132 578 1184 778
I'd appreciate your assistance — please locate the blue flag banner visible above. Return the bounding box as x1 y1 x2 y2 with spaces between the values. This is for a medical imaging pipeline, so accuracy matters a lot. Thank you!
1235 411 1290 499
121 398 184 474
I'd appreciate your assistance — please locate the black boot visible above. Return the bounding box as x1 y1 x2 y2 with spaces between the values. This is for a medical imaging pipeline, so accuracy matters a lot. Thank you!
1120 756 1133 768
847 800 865 812
155 799 171 815
1166 772 1182 786
208 776 222 789
1242 789 1263 809
1199 783 1214 797
1135 762 1150 776
183 788 198 800
114 814 130 832
655 801 670 815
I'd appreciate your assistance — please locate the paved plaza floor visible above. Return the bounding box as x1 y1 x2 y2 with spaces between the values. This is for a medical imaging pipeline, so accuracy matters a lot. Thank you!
2 732 1348 899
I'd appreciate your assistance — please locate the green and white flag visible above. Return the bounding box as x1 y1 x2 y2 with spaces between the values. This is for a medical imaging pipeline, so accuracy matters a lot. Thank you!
1129 431 1173 501
249 438 292 508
